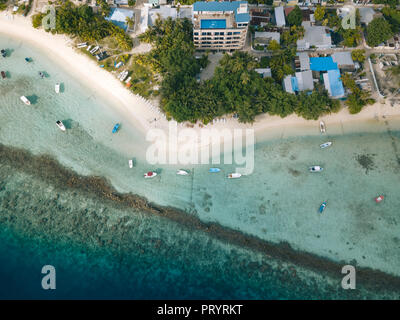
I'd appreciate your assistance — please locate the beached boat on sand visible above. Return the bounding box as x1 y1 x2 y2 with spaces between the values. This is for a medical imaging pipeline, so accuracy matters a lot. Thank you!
77 42 87 48
320 142 332 149
176 169 189 176
55 83 60 93
309 166 323 172
228 173 241 179
144 171 157 179
320 121 326 133
56 120 66 131
20 96 31 105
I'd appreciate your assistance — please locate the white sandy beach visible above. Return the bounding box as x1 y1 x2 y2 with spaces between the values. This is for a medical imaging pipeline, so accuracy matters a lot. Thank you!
1 12 400 146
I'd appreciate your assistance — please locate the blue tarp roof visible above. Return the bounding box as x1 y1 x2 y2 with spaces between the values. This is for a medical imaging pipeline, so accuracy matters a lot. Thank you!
193 1 250 24
327 69 345 97
310 57 338 71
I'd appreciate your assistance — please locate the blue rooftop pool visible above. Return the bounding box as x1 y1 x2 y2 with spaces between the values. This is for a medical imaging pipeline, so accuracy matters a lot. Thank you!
201 19 226 29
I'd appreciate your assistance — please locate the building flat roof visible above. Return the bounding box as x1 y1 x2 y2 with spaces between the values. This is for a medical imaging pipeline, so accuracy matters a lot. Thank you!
332 51 355 67
323 69 345 98
193 1 250 24
274 6 285 27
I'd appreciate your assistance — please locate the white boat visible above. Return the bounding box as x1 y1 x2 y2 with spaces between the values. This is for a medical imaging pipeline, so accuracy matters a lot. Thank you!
320 121 326 133
86 45 92 52
77 42 87 48
144 171 157 178
309 166 323 172
56 120 66 131
20 96 31 105
118 70 128 81
125 76 132 84
320 142 332 149
129 160 133 168
55 83 60 93
228 173 241 179
176 169 189 176
115 61 123 69
90 46 99 54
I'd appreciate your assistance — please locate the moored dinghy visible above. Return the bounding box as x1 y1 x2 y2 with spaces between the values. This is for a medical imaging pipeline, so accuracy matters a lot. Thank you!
56 120 66 131
209 168 221 173
1 71 6 79
20 96 31 105
144 171 157 178
55 83 60 93
176 169 189 176
319 201 327 213
129 160 133 168
309 166 323 172
112 123 120 133
320 141 332 149
228 173 241 179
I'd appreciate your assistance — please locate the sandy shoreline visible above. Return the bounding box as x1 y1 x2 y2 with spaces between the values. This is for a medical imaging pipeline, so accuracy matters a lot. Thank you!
1 13 400 146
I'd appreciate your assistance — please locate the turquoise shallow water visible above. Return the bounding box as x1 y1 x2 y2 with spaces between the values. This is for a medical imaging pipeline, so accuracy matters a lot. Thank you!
1 34 400 298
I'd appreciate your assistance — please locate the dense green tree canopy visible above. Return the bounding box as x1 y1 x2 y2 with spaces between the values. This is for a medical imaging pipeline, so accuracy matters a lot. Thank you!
366 17 394 47
287 6 303 26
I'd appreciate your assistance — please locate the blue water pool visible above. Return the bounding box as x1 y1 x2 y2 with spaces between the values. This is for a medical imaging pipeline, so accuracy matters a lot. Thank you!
201 19 226 29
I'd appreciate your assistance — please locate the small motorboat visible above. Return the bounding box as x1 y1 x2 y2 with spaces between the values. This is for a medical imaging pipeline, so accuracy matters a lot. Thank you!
90 45 99 54
86 45 92 52
1 49 6 58
55 83 60 93
56 120 66 131
1 71 6 79
320 121 326 133
144 171 157 179
112 123 120 133
309 166 323 172
39 71 45 79
319 201 327 213
176 169 189 176
320 142 332 149
375 195 384 203
77 42 87 48
228 173 241 179
25 57 32 62
209 168 221 173
20 96 31 105
129 160 133 168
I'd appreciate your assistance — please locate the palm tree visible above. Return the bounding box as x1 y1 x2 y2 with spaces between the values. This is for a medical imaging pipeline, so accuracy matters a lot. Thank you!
125 16 134 31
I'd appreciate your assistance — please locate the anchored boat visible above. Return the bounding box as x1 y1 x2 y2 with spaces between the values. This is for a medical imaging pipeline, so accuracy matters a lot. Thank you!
39 71 45 79
320 142 332 149
319 201 327 213
209 168 221 173
176 169 189 176
129 160 133 168
112 123 120 133
20 96 31 105
228 173 241 179
1 71 6 79
144 171 157 179
309 166 323 172
55 83 60 93
375 195 384 203
56 120 66 131
1 49 6 58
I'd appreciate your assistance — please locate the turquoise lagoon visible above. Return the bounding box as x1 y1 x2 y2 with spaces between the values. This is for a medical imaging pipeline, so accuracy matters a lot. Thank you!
0 34 400 299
